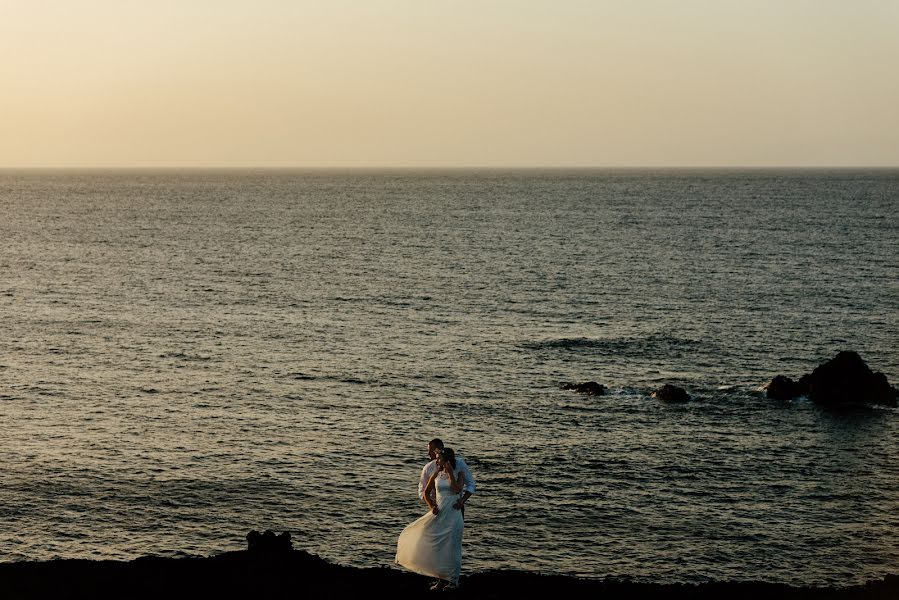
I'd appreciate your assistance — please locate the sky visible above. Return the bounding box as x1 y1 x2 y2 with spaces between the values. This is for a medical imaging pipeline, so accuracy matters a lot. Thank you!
1 1 898 168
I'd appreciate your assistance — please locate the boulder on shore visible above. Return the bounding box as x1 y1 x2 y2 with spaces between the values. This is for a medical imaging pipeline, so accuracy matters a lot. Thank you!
651 384 691 403
766 351 898 407
561 381 607 396
247 530 292 553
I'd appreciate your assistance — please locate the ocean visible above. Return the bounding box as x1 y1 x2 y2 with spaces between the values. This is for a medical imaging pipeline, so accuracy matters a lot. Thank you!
1 169 897 585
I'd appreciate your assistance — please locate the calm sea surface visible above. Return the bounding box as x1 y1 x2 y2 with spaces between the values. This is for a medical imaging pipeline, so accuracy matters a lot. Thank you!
1 169 897 585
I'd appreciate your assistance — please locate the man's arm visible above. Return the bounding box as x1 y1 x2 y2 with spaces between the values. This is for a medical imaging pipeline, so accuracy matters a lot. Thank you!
453 457 476 510
458 457 476 495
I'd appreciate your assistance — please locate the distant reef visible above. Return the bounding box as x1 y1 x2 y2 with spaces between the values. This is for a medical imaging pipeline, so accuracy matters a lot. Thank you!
1 547 897 600
767 351 898 407
562 351 898 408
562 381 694 402
561 381 607 395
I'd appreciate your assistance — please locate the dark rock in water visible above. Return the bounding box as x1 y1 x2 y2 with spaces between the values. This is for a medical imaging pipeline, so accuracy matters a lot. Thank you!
765 375 804 400
561 381 607 396
804 351 898 407
247 530 292 553
651 384 690 403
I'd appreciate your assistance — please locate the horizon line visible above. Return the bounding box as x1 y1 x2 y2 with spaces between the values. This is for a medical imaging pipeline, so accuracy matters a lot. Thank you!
2 165 899 171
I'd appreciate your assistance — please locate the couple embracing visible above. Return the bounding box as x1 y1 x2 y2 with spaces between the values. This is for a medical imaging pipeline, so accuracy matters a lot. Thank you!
395 438 476 591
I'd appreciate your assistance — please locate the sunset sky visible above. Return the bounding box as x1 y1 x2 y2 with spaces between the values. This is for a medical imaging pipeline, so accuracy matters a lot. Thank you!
2 1 897 168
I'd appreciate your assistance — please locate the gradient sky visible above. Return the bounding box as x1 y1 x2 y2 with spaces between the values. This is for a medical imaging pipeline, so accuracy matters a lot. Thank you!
2 1 898 167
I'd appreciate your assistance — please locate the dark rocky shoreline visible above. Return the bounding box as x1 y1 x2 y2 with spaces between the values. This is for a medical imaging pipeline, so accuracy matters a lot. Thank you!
1 550 897 599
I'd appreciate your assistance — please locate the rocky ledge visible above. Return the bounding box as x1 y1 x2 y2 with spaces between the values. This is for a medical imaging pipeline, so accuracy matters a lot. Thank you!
2 548 897 600
766 351 898 406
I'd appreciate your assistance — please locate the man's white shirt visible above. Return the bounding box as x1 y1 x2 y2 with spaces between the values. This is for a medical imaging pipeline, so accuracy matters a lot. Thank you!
418 456 476 501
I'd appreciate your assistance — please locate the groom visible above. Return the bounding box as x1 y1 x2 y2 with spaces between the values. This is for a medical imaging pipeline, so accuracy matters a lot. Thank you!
418 438 476 514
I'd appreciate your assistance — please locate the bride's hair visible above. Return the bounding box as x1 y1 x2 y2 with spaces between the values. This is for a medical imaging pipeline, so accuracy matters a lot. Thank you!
439 447 457 469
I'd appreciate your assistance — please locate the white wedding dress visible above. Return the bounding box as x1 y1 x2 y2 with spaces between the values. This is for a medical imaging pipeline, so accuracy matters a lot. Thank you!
395 471 464 584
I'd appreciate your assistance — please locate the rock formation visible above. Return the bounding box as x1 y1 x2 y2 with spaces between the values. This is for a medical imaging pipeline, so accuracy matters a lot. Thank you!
766 351 898 407
765 375 802 401
651 384 691 403
561 381 607 396
247 530 292 553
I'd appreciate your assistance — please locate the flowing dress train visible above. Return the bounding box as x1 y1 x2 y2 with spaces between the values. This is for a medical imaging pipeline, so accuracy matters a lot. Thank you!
395 472 464 584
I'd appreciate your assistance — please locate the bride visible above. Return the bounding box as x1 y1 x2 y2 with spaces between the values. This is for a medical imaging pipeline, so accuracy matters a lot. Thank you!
396 447 466 591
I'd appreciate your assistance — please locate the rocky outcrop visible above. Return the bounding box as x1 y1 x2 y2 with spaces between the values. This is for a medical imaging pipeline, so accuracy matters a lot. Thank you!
766 351 898 407
651 384 691 403
765 375 803 401
561 381 607 396
804 351 897 406
1 549 897 600
247 530 292 553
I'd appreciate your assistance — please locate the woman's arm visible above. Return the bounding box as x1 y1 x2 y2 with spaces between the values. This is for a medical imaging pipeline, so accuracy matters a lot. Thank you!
418 463 434 501
424 473 439 514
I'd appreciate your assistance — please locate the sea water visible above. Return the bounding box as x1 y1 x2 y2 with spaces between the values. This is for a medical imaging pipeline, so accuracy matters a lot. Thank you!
1 169 897 585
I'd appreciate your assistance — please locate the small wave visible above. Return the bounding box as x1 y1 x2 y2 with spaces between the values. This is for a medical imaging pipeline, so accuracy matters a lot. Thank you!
379 299 413 308
522 337 607 350
159 352 213 361
287 372 397 388
558 404 601 412
290 373 317 380
521 334 712 358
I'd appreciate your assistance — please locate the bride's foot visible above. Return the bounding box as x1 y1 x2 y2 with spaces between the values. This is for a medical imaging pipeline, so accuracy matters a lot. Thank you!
429 580 447 591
